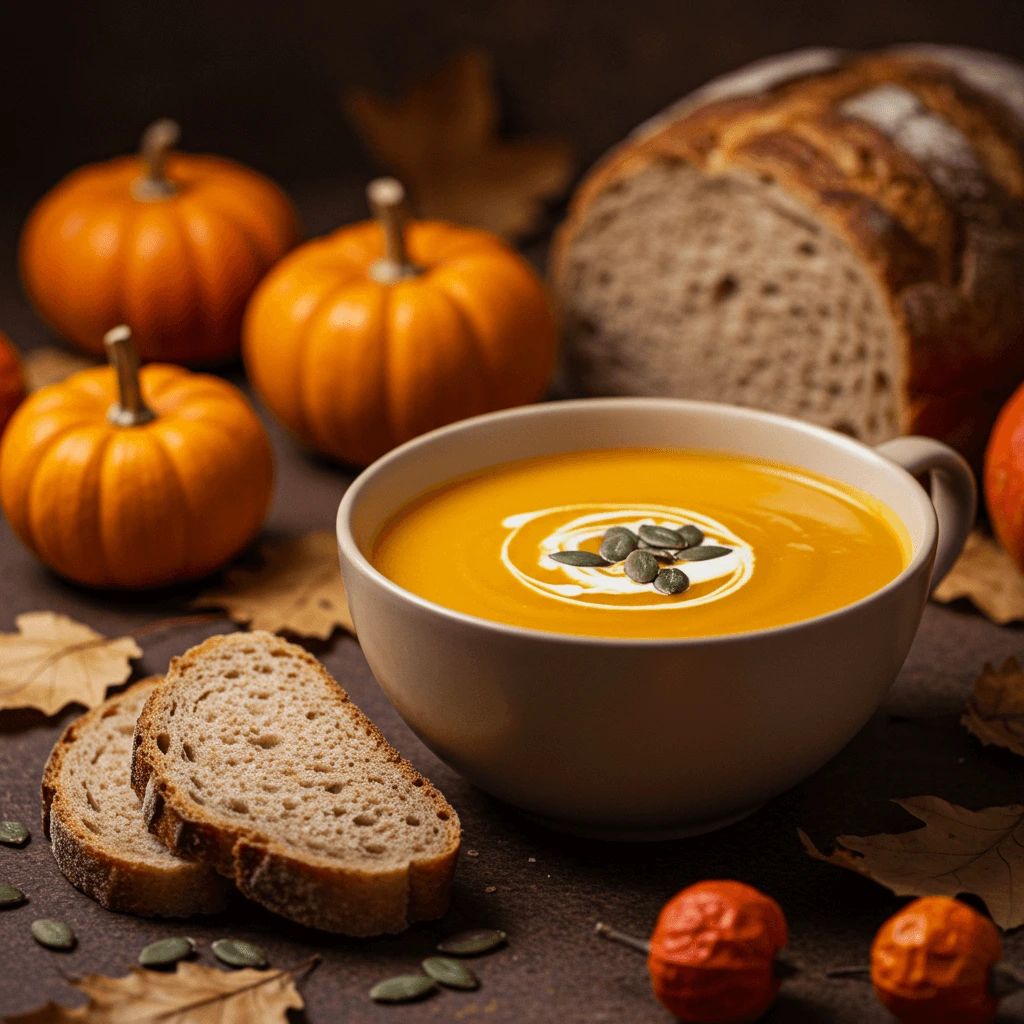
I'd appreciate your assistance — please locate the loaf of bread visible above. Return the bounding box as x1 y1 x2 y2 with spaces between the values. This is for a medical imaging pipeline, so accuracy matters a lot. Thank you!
42 678 228 917
131 631 461 936
552 46 1024 460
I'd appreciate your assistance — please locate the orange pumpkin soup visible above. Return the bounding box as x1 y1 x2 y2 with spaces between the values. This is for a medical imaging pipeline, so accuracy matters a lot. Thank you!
370 448 910 639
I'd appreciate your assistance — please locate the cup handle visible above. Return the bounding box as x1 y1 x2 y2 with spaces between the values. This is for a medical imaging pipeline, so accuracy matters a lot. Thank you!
874 436 977 590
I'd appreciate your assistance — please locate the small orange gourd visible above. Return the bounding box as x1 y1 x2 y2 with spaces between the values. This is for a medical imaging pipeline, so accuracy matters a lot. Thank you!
0 326 274 588
20 120 299 365
871 897 1019 1024
243 177 558 466
597 880 790 1023
0 331 25 436
985 381 1024 572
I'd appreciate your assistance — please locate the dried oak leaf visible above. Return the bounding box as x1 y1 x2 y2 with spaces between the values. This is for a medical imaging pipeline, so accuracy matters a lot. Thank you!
21 347 99 392
193 531 355 640
962 657 1024 757
932 529 1024 625
344 49 575 239
799 796 1024 929
0 612 141 716
4 960 306 1023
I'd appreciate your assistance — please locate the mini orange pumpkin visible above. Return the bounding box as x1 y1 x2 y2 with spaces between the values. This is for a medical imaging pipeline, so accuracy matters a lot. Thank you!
242 177 558 466
985 381 1024 571
20 120 299 365
0 331 25 436
0 326 274 588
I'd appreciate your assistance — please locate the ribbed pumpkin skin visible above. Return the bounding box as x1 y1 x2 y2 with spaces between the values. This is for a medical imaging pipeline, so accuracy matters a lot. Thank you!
0 332 25 436
985 382 1024 571
242 219 558 466
0 365 274 588
20 155 299 365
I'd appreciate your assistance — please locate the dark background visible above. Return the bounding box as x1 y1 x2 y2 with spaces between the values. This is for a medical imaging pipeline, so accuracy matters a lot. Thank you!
3 3 1024 1020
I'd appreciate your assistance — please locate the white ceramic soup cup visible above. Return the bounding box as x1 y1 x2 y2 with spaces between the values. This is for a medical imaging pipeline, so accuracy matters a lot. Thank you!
336 398 975 840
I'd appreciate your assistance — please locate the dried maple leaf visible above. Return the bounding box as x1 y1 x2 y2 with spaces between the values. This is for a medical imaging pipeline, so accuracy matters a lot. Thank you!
4 959 309 1023
21 347 99 392
0 612 141 716
345 49 575 239
799 796 1024 929
932 529 1024 624
193 531 355 639
962 657 1024 757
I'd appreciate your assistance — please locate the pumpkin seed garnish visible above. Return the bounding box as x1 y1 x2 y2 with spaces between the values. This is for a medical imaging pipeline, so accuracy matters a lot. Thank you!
549 550 609 567
212 938 267 969
139 936 195 967
31 919 75 950
605 526 638 542
624 549 659 584
638 524 684 549
0 884 25 907
654 568 690 595
370 974 437 1002
437 928 508 956
422 956 479 990
0 822 29 846
676 545 733 561
599 530 637 562
679 524 704 548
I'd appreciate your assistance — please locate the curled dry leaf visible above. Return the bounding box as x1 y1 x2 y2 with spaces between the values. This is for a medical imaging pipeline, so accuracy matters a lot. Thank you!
345 49 575 239
193 531 355 640
962 657 1024 757
20 348 99 393
799 796 1024 930
932 529 1024 625
0 612 141 716
3 959 309 1023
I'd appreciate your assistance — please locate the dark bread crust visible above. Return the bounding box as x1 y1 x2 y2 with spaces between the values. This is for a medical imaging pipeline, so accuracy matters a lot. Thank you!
552 48 1024 464
41 678 228 917
130 633 460 937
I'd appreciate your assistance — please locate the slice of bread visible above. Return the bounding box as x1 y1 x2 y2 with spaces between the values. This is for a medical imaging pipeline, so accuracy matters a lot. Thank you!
42 677 228 917
130 632 461 936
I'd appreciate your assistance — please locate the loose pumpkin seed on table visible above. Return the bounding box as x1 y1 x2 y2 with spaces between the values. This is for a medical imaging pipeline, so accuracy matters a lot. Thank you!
422 956 479 990
437 928 508 956
370 974 437 1003
211 938 267 969
139 936 195 967
0 822 29 846
0 883 25 907
31 919 75 950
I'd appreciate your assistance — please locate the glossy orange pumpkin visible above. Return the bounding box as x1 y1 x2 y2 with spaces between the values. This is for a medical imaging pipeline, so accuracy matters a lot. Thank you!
243 177 558 466
647 880 788 1023
985 382 1024 571
20 120 299 365
871 897 1003 1024
0 331 25 436
0 326 273 588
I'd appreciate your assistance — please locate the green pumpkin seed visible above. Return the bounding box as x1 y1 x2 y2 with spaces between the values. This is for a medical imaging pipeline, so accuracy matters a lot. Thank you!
0 884 25 907
549 550 609 567
679 524 704 548
212 938 266 969
31 919 75 950
654 568 690 595
638 524 684 549
0 822 29 846
139 936 195 967
370 975 437 1002
624 549 659 584
676 545 733 561
437 928 508 956
599 531 637 562
422 956 479 990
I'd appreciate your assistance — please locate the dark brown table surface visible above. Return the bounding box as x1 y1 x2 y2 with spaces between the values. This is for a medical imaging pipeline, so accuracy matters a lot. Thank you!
1 191 1024 1024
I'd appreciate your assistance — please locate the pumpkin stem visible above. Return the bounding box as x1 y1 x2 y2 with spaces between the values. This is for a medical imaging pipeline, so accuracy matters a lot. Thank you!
594 922 651 956
104 326 156 427
367 177 422 284
131 119 181 201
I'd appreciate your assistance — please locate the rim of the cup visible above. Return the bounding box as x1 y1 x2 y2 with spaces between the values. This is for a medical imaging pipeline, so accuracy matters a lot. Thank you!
336 397 938 648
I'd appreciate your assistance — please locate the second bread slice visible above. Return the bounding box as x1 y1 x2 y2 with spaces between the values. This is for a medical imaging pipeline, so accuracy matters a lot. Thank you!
131 631 461 936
